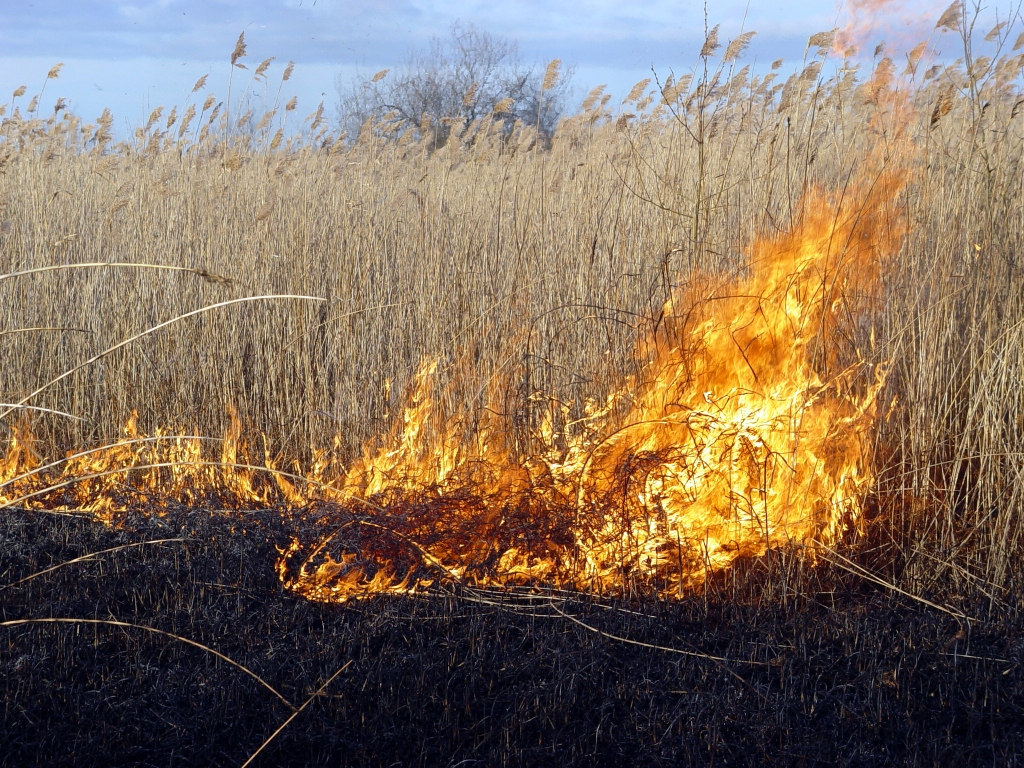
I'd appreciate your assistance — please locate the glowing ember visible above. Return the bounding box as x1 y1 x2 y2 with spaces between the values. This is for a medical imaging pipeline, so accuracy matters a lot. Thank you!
0 173 903 602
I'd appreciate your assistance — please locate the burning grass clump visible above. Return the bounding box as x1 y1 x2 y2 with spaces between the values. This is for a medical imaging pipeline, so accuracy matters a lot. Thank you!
2 168 901 603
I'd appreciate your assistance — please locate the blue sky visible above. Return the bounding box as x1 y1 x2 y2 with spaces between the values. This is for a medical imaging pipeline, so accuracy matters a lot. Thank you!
0 1 977 129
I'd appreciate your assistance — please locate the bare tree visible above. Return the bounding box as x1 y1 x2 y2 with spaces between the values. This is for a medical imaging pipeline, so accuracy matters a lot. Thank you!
336 23 573 145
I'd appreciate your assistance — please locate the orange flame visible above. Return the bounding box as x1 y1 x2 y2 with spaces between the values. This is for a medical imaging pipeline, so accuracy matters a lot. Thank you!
0 408 310 523
278 170 904 601
0 172 905 603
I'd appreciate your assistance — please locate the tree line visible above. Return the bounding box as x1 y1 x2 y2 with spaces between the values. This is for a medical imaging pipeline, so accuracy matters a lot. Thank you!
335 23 574 146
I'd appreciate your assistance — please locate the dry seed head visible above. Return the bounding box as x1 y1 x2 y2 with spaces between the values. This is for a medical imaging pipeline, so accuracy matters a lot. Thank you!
970 56 991 79
269 129 283 151
282 61 294 82
255 110 275 132
807 30 835 51
661 75 691 104
777 82 794 112
541 59 562 91
285 96 297 112
192 75 208 94
931 86 954 127
936 2 962 32
1014 31 1024 51
178 104 196 137
700 25 721 57
94 121 112 146
230 32 247 65
492 97 513 115
13 86 26 99
254 201 274 222
193 269 233 286
371 69 389 83
27 96 38 113
993 54 1020 88
624 78 650 103
145 107 163 132
724 31 756 62
771 59 783 70
581 84 606 111
985 21 1007 43
202 94 216 112
309 101 325 130
729 66 750 90
47 63 64 80
905 42 927 75
461 83 478 109
800 61 822 82
93 156 118 176
255 57 275 80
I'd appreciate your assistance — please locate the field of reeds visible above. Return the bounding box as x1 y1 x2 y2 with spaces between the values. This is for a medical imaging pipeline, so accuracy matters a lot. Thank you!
4 17 1024 765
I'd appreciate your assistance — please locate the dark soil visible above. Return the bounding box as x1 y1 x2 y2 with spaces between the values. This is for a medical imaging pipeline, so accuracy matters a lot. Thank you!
2 508 1022 767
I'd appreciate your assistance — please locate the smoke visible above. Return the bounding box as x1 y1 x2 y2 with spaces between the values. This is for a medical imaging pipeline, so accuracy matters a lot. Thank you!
834 0 945 59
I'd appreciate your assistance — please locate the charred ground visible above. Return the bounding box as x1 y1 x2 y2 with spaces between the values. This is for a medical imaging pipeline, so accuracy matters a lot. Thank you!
2 507 1021 767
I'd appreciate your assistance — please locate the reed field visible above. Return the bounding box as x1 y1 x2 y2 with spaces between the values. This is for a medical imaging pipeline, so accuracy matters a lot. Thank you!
3 16 1024 766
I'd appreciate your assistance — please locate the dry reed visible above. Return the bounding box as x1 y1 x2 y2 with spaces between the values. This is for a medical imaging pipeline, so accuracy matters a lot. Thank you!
2 22 1024 612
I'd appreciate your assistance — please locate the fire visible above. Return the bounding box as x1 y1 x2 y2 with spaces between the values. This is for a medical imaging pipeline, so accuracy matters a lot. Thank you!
0 174 903 603
278 171 903 601
0 408 313 523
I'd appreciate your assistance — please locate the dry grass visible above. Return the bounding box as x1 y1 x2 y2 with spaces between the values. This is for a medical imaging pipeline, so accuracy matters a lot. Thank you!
2 25 1024 612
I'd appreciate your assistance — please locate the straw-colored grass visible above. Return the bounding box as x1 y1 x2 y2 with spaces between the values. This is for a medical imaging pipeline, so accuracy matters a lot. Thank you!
3 24 1024 609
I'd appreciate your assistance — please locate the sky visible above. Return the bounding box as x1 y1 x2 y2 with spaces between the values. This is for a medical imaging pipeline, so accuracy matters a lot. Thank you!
0 0 987 131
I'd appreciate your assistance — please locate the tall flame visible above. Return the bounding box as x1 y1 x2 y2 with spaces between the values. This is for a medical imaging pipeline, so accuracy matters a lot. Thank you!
0 172 904 602
279 171 903 601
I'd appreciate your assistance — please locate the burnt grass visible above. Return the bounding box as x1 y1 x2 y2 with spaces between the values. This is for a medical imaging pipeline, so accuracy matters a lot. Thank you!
2 508 1023 767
